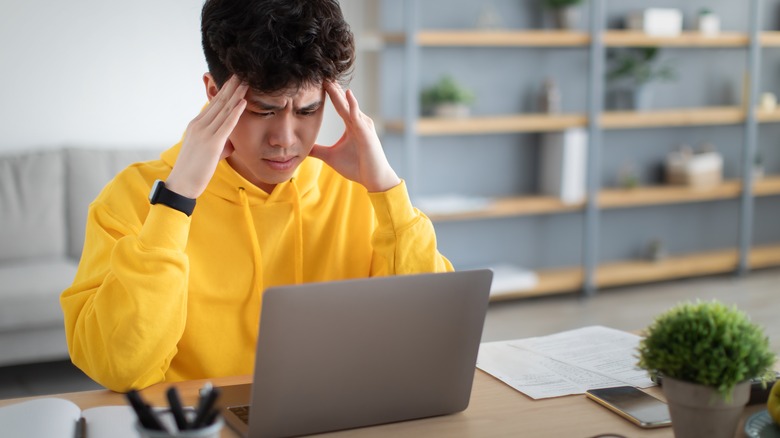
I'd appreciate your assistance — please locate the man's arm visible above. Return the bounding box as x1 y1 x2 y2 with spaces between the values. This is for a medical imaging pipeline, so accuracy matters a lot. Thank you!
60 76 248 391
310 82 453 275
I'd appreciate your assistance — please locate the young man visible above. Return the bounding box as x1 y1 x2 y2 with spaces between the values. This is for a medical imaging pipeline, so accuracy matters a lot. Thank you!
61 0 452 392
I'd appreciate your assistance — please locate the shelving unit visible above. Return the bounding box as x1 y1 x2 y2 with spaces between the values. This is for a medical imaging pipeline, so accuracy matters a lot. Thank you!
388 0 779 300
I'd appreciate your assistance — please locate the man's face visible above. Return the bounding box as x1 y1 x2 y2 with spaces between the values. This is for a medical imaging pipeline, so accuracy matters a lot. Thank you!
206 75 326 193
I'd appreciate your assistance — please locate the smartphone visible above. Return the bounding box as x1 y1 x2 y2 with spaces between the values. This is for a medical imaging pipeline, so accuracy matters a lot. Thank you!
586 386 672 429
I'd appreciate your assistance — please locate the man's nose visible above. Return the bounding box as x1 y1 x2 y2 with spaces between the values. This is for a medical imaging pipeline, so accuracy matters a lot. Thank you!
268 116 295 148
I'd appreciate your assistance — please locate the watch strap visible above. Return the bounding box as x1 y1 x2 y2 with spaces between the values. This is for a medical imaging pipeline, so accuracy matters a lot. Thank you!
149 180 196 216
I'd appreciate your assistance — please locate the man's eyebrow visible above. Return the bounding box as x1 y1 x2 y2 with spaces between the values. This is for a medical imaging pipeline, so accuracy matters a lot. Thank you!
297 100 323 112
246 98 322 112
247 98 285 111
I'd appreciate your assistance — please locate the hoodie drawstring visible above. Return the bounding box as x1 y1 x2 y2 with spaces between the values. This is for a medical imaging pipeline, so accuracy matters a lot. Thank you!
290 179 304 285
239 188 265 299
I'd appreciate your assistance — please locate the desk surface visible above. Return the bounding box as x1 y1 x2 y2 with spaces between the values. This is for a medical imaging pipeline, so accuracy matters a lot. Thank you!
0 369 764 437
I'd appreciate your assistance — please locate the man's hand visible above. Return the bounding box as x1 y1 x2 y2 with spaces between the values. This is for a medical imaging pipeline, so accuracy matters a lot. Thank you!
310 82 401 193
166 75 248 199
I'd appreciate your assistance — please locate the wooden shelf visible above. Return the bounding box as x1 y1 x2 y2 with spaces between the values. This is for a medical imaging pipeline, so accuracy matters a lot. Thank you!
426 177 780 223
601 106 746 129
490 244 780 300
385 30 780 48
387 113 587 136
490 267 584 301
603 31 749 47
427 196 583 222
600 176 780 209
418 30 589 47
387 107 780 135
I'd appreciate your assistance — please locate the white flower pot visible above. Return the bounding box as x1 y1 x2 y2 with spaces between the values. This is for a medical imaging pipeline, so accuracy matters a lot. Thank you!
662 377 750 438
433 103 470 118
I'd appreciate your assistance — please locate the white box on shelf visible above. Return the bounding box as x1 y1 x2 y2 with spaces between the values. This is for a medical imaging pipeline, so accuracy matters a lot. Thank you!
482 264 539 298
626 9 683 37
665 150 723 188
540 128 588 205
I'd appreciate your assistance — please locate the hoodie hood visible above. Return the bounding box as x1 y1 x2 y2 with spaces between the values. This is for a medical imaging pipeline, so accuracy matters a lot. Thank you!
161 141 321 288
160 141 322 206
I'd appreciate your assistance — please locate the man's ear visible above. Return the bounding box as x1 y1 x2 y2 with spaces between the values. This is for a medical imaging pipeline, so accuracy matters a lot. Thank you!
203 73 219 101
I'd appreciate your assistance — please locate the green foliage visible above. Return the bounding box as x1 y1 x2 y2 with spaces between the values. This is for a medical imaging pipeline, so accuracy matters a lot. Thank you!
638 300 776 400
607 47 676 87
542 0 583 9
420 75 475 110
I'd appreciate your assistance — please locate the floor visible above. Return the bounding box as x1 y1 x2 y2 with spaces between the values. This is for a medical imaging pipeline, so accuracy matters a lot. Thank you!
1 268 778 401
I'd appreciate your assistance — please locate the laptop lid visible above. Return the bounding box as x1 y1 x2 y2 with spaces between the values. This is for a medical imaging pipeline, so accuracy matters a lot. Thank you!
231 269 492 438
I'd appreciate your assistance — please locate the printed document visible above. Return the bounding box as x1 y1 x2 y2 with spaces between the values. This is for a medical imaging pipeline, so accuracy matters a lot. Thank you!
477 325 655 399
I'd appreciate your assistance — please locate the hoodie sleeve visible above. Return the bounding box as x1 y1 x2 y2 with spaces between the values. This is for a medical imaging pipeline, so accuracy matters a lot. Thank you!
60 199 191 392
367 180 454 275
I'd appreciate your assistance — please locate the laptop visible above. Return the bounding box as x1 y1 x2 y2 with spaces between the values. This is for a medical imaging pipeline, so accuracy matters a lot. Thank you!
217 269 493 438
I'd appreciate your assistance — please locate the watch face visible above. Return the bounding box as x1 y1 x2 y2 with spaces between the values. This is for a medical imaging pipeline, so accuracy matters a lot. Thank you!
149 179 163 202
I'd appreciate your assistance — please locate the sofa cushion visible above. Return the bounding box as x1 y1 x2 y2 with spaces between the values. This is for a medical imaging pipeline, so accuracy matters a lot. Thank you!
66 147 161 260
0 149 67 262
0 259 78 331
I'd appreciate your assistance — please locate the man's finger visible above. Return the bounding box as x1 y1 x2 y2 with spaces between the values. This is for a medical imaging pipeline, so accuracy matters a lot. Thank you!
325 81 351 121
213 98 247 140
201 75 244 125
209 82 249 133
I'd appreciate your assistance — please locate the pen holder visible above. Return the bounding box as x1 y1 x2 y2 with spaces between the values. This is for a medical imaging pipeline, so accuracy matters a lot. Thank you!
135 408 224 438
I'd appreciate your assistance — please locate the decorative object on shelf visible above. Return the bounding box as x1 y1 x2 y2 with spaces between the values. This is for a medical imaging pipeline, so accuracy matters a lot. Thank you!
637 300 776 438
645 238 666 262
618 161 640 189
607 47 676 110
626 9 683 37
420 75 475 118
539 78 562 114
761 92 777 112
415 194 492 216
541 0 583 31
695 8 721 36
540 128 588 204
665 145 723 188
476 0 504 30
754 153 765 180
481 264 539 297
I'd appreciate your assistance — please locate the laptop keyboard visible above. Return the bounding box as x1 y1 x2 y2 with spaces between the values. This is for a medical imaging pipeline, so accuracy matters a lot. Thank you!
228 405 251 424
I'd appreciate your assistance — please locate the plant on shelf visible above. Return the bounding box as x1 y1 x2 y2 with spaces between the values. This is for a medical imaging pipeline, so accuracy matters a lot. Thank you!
420 75 475 118
637 300 776 438
606 47 676 110
541 0 584 30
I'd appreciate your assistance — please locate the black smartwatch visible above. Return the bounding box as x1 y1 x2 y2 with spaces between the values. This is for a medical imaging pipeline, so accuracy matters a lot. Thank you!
148 180 196 216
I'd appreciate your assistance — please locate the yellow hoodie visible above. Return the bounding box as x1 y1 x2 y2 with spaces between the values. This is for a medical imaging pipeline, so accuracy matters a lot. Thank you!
61 142 452 392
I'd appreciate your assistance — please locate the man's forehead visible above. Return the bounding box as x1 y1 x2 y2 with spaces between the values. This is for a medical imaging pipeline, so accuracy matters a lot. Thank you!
247 83 324 104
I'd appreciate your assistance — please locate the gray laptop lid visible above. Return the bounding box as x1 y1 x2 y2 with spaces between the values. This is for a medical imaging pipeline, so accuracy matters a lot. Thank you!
245 269 492 438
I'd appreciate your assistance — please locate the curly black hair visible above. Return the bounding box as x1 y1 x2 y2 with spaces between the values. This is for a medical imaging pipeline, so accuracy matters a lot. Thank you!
201 0 355 93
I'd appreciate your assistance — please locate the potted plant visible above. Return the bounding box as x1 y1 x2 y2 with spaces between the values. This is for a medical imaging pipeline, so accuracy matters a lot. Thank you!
541 0 583 30
420 75 475 118
637 300 776 438
606 47 675 110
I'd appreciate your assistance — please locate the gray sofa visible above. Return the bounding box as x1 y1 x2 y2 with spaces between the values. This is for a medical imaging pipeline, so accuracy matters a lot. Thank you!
0 147 160 366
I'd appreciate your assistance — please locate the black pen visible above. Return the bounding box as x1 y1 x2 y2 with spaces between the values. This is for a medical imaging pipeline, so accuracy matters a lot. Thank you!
191 386 221 429
75 416 86 438
126 390 164 430
166 386 190 431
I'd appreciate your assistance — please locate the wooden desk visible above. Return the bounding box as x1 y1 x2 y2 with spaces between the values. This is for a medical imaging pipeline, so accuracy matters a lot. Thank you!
0 370 764 437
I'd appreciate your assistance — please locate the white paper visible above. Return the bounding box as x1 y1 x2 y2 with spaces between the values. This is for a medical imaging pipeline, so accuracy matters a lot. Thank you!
0 398 140 438
477 326 656 399
0 398 81 438
82 405 138 438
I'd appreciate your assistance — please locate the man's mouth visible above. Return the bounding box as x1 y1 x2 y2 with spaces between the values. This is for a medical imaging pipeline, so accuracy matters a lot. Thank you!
263 156 298 170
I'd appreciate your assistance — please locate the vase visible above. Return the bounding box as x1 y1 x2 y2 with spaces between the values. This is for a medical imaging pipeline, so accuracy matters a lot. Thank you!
433 103 470 118
632 85 653 111
661 377 750 438
551 7 579 30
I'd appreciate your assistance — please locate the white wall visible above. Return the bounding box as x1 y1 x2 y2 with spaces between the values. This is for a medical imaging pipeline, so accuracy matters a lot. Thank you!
0 0 372 153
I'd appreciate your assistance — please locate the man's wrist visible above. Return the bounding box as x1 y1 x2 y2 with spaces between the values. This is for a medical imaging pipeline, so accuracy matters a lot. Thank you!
149 180 197 216
364 172 401 193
